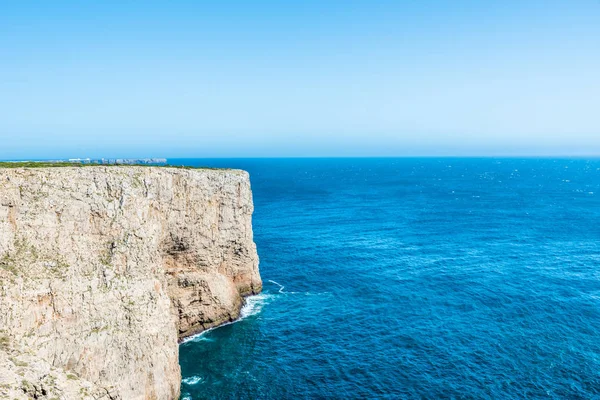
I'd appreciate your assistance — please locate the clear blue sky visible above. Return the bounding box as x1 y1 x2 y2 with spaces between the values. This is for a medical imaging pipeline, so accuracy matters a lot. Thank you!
1 1 599 159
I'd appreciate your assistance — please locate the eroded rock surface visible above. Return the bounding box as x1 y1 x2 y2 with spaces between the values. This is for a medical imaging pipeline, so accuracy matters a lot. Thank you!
0 166 261 399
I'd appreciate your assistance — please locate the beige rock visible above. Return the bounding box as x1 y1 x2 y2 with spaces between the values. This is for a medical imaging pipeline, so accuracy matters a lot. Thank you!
0 166 261 399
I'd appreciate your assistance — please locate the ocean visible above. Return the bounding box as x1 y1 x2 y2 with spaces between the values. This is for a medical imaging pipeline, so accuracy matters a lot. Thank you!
174 158 600 399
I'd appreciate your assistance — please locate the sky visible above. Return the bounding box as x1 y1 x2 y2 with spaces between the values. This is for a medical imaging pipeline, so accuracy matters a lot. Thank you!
1 1 599 159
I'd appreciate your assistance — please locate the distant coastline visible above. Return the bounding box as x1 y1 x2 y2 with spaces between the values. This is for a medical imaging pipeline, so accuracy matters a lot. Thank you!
3 157 168 165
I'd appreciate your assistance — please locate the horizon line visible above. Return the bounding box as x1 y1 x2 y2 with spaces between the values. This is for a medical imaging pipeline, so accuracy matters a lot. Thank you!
3 155 600 162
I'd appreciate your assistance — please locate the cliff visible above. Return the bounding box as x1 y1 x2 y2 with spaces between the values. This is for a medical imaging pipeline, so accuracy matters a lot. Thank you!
0 166 261 399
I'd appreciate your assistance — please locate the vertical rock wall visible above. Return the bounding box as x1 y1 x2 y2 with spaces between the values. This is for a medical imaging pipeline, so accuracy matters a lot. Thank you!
0 166 261 399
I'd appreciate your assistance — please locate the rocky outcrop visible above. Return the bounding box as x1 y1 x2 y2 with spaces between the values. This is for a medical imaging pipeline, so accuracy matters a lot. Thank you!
0 166 261 399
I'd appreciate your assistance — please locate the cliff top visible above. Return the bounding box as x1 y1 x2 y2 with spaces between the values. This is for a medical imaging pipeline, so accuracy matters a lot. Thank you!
0 161 239 172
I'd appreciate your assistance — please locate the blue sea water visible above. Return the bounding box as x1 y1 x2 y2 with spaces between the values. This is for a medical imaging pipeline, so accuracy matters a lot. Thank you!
175 158 600 399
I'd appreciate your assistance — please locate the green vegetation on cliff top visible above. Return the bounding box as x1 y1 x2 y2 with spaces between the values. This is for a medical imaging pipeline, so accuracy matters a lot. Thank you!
0 162 226 170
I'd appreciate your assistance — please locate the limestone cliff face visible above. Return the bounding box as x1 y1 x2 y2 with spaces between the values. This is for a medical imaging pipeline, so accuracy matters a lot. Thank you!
0 166 261 399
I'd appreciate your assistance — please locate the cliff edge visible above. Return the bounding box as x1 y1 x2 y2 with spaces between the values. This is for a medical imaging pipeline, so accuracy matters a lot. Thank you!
0 166 261 399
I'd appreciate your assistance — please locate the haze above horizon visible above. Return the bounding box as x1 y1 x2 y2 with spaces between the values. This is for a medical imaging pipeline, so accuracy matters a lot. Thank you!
1 1 599 159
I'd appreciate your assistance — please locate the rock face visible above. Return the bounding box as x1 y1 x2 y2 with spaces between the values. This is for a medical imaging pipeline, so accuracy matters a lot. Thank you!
0 166 261 399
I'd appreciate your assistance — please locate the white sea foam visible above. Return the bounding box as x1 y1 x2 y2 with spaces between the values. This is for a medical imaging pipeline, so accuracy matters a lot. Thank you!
268 279 286 293
240 293 274 318
181 293 274 344
267 279 328 296
182 375 203 385
181 327 217 344
181 334 215 344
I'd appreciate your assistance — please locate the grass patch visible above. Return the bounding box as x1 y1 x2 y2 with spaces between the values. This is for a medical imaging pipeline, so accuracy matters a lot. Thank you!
9 357 28 367
0 333 9 350
0 254 19 276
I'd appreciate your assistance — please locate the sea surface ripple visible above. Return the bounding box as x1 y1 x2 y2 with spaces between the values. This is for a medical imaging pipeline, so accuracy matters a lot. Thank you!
176 158 600 399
